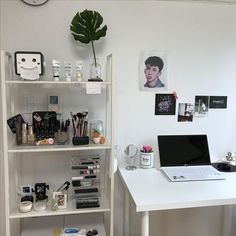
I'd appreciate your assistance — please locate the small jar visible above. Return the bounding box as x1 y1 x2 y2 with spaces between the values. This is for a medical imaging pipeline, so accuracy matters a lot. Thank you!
89 120 104 141
140 151 154 169
90 58 101 81
55 131 69 145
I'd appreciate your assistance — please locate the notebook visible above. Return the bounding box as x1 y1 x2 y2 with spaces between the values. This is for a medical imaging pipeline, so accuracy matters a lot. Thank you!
158 134 225 182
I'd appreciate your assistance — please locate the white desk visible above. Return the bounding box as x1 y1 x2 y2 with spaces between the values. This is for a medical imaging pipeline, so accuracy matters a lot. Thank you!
118 167 236 236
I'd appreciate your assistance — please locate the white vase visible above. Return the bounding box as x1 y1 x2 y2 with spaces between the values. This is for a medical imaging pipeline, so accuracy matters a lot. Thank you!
90 58 101 81
140 152 154 168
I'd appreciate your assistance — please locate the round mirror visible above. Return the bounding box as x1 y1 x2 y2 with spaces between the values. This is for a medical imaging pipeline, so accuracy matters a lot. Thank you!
125 144 138 171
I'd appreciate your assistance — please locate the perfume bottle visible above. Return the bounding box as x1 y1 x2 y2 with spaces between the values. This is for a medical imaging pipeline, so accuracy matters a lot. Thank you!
15 117 22 145
76 60 83 81
90 58 101 81
27 125 35 145
21 123 27 145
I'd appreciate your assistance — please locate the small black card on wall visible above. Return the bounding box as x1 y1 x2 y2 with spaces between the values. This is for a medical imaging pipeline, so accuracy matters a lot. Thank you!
155 94 176 115
209 96 227 109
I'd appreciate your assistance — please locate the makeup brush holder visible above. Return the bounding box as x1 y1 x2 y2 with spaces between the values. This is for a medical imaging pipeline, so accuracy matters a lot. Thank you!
72 136 89 145
55 131 69 145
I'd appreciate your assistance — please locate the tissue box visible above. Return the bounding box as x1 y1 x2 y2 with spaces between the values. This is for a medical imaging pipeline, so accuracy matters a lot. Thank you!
14 51 44 76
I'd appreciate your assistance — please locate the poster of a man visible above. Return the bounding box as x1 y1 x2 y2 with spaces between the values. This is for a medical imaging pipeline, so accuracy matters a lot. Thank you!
139 51 167 91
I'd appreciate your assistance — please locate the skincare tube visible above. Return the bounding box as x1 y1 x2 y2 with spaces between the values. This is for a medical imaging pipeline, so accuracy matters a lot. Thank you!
52 60 61 81
64 61 72 81
76 60 83 81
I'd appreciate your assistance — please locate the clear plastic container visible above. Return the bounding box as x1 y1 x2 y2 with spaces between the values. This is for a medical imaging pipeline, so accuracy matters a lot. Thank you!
89 120 104 141
55 131 69 145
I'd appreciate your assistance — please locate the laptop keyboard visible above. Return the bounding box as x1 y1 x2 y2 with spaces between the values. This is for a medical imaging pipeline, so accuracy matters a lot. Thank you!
162 166 224 181
169 166 219 176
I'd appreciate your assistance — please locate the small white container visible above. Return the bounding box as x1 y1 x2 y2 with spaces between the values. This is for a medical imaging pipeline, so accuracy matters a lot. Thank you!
140 151 154 168
19 201 32 213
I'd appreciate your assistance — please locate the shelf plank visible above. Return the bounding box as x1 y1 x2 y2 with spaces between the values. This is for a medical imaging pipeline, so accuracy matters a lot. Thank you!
5 80 112 85
9 197 110 219
21 213 106 236
8 143 112 153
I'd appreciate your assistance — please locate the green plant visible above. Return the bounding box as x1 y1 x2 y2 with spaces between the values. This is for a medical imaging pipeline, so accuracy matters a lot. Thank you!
70 9 107 66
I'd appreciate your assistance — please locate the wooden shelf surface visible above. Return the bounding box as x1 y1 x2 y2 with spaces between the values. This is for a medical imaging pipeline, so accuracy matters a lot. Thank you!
21 213 107 236
8 143 112 153
10 196 110 219
5 80 112 85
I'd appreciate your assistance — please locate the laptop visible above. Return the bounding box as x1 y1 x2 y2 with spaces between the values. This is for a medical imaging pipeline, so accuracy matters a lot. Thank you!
158 134 225 182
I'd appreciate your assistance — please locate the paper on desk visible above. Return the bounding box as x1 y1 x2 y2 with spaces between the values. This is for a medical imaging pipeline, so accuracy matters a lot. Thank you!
86 82 101 94
20 67 40 80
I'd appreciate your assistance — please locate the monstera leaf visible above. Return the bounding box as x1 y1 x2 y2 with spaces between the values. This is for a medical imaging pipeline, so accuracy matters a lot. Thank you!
70 9 107 65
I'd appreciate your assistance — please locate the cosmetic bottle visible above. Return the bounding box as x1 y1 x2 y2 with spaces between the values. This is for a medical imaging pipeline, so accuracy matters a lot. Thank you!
76 60 83 81
22 123 27 145
64 61 72 81
15 117 22 145
27 125 35 145
52 60 61 81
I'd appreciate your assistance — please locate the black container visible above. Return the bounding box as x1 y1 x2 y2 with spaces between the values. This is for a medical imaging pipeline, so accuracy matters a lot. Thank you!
72 136 89 145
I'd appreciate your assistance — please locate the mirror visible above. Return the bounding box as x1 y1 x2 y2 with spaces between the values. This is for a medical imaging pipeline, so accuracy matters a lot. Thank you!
125 144 138 171
21 0 49 6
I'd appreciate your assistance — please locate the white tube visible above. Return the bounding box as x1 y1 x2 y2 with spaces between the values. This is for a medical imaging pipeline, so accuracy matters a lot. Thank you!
52 60 61 81
64 61 72 81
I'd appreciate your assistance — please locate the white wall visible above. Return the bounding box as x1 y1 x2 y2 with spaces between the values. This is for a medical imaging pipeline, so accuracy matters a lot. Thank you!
1 0 236 236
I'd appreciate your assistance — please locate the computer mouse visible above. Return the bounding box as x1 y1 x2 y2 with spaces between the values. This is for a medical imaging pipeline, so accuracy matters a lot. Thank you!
217 162 231 172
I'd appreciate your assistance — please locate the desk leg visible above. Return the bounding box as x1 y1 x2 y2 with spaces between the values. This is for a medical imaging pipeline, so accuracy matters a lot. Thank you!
124 189 130 236
141 211 149 236
222 205 234 236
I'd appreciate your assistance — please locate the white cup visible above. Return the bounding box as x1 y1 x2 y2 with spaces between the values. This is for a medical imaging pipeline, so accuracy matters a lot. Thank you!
140 152 154 168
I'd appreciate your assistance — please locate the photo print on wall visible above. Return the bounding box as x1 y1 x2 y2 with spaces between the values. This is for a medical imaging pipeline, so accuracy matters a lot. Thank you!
139 51 167 91
155 94 176 115
194 96 209 117
178 103 194 122
209 96 227 109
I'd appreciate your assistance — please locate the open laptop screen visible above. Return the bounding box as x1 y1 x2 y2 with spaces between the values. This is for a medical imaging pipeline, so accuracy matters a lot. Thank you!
158 135 211 167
